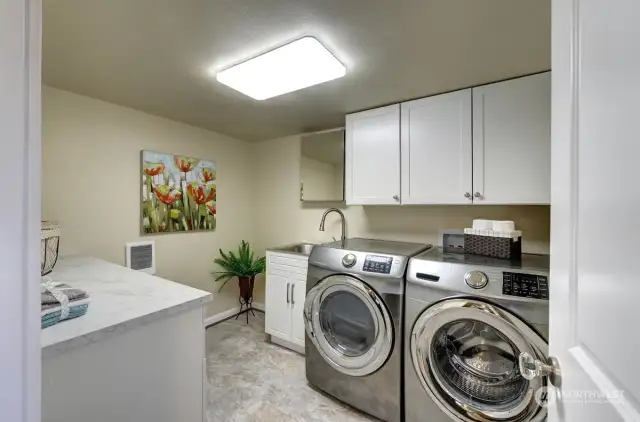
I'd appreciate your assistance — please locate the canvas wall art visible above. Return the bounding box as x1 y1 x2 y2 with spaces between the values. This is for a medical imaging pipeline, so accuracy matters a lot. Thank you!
141 151 216 234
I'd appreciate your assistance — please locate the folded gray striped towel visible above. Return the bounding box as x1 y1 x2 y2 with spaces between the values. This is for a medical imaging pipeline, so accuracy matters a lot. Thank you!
41 283 87 306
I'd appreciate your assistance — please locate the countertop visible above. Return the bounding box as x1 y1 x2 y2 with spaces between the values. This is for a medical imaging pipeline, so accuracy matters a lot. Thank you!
41 255 212 359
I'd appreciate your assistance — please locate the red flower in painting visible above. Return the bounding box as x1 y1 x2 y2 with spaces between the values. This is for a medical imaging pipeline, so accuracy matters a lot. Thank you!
187 182 216 205
174 156 199 173
143 162 165 176
202 167 215 182
206 201 216 215
153 185 182 205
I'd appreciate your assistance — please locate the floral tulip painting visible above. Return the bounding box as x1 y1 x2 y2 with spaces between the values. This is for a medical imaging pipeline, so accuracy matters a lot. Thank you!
202 167 215 182
153 185 181 205
141 150 216 234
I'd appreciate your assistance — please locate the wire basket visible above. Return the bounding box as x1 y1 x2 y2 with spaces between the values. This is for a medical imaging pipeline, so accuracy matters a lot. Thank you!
41 221 60 276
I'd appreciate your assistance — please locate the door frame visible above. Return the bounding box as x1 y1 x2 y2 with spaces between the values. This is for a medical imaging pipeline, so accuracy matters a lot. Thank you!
0 0 42 421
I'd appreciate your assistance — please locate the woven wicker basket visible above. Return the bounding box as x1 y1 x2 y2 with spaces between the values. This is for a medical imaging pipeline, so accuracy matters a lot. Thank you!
41 221 60 276
464 234 522 259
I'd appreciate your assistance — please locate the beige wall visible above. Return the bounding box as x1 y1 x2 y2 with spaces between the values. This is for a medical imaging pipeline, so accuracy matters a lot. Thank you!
252 135 551 301
42 89 551 315
42 87 254 316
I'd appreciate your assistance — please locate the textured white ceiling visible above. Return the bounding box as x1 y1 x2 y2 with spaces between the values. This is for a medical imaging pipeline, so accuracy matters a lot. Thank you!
43 0 550 141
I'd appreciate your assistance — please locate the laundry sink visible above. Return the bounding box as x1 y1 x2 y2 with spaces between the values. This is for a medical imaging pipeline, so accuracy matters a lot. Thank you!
269 243 316 256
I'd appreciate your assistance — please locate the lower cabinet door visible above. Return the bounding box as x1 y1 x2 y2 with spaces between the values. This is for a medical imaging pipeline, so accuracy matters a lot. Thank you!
265 273 291 340
290 280 307 347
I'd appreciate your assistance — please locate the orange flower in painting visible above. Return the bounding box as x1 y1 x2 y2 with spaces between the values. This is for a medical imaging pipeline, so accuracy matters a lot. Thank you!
143 162 165 176
187 181 216 205
153 185 182 205
174 156 199 173
206 201 216 215
202 167 216 182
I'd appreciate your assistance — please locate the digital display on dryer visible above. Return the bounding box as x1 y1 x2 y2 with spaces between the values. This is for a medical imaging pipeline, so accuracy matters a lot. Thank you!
363 255 393 274
503 272 548 300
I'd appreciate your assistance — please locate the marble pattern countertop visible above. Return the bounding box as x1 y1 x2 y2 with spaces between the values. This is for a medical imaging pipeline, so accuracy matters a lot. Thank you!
42 255 212 359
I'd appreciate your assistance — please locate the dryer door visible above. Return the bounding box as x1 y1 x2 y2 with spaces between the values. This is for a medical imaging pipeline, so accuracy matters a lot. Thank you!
304 274 393 377
411 298 548 422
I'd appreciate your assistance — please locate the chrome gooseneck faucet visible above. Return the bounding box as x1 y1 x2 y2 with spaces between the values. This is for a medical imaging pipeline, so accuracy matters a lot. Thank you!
319 208 346 245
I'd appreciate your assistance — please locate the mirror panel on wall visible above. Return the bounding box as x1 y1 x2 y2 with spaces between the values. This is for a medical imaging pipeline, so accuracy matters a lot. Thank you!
300 128 345 202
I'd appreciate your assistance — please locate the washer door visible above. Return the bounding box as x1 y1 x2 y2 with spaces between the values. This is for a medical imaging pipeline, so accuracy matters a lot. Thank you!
304 275 393 377
411 298 547 422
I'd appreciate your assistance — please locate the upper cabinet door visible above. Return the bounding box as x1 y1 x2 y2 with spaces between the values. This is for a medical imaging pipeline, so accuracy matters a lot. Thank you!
345 104 401 205
401 89 473 204
472 72 551 204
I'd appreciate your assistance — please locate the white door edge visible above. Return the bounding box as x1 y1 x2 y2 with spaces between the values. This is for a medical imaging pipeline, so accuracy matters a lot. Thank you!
0 0 42 421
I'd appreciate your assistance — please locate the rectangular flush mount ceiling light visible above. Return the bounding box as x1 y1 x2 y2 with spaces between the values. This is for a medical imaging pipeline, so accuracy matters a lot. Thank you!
215 37 346 100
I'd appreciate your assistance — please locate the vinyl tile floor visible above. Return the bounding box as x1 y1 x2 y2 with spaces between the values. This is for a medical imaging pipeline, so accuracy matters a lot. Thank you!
205 312 376 422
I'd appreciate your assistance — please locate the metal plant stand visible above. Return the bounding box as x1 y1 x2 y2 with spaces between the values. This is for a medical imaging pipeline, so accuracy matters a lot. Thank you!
236 275 256 324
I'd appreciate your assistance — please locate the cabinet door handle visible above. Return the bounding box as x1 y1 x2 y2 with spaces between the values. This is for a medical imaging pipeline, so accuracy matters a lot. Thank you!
393 195 399 201
286 283 290 304
474 192 483 199
464 192 471 198
291 284 295 305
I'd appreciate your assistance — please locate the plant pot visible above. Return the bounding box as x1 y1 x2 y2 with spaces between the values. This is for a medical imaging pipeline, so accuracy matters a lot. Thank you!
238 275 255 306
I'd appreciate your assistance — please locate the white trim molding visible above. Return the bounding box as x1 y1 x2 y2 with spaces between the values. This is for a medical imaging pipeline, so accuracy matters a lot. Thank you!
204 302 265 327
0 0 42 421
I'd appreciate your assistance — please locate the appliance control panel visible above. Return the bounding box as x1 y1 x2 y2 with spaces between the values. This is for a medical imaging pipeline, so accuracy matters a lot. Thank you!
502 272 549 300
363 255 393 274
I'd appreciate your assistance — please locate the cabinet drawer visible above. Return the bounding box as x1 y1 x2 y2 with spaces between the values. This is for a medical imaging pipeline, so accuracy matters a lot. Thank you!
268 265 307 279
268 253 308 268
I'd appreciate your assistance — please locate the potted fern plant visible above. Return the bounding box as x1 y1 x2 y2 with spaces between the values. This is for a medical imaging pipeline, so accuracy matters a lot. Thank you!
213 240 266 322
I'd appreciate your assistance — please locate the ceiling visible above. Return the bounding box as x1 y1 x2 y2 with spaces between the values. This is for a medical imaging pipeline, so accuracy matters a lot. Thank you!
43 0 550 142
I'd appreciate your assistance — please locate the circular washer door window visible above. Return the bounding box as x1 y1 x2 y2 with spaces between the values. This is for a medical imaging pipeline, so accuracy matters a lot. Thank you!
411 298 548 421
304 275 393 376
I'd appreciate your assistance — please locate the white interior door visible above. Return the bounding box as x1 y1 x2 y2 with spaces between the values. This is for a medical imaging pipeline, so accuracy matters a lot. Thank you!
345 105 401 205
400 89 473 204
548 0 640 420
0 1 41 421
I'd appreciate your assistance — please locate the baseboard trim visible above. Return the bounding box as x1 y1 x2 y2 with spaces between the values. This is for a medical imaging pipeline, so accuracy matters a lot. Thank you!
204 302 265 328
270 335 305 355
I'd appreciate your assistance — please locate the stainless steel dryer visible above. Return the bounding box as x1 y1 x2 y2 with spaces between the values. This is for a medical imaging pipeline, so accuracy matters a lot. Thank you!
405 248 550 422
304 238 431 422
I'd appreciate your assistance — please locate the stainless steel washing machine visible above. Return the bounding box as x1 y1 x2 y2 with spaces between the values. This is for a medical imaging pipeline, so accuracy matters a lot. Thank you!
304 238 431 422
405 248 550 422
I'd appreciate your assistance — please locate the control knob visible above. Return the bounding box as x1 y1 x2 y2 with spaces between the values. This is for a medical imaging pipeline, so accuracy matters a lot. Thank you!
342 253 357 268
465 270 488 289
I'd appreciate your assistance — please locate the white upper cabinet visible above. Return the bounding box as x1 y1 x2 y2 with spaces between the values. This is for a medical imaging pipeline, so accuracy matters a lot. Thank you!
345 104 401 205
401 89 473 204
344 73 551 206
472 72 551 204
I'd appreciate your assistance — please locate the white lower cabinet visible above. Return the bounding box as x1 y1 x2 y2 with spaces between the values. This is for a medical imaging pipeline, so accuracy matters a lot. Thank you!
290 280 306 346
265 251 308 353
